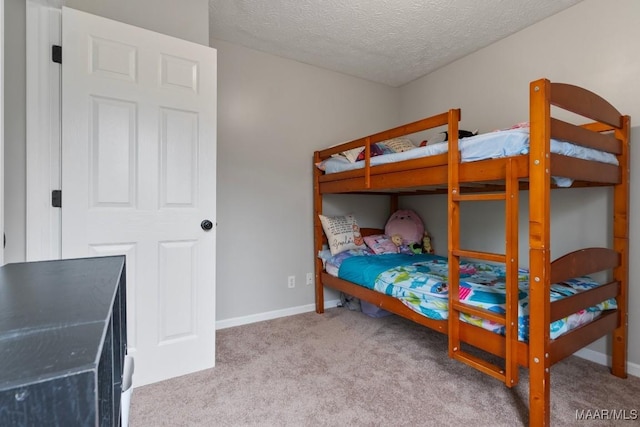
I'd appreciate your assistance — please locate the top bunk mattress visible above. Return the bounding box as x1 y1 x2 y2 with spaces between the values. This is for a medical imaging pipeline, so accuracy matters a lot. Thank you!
318 128 618 187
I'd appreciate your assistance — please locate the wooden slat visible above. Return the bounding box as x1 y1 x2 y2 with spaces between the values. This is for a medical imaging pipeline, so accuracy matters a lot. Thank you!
319 177 372 194
319 166 449 194
368 153 449 175
550 281 619 323
317 152 448 184
321 273 448 333
550 248 619 284
313 151 325 314
454 192 505 202
374 110 457 143
453 249 505 263
459 322 529 367
317 110 454 159
371 165 448 190
550 154 620 184
367 110 453 145
550 118 622 154
549 311 618 365
318 168 366 183
364 137 371 188
390 194 399 214
550 82 622 128
458 156 529 183
581 121 615 133
359 227 384 238
451 301 505 325
452 350 506 382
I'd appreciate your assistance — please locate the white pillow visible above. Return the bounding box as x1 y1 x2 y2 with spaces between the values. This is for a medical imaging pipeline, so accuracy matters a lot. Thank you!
319 214 366 255
382 137 416 153
331 146 364 163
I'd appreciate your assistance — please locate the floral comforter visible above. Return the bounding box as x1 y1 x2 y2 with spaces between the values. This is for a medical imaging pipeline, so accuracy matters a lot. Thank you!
336 252 617 341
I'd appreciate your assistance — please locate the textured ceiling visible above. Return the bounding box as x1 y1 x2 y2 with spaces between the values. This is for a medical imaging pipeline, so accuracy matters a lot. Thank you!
209 0 583 87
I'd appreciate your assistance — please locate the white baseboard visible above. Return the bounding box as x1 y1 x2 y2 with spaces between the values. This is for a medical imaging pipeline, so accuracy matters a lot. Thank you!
216 299 341 330
573 348 640 378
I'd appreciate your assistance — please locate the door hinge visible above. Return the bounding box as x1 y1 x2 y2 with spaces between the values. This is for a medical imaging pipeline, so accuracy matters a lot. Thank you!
52 45 62 64
52 190 62 208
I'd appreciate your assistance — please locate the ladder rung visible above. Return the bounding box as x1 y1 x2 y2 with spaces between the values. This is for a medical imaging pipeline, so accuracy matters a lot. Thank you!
452 350 505 382
452 249 505 263
451 301 506 325
453 193 506 202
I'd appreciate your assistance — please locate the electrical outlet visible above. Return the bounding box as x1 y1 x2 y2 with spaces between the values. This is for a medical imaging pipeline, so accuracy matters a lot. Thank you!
306 272 314 285
287 275 295 288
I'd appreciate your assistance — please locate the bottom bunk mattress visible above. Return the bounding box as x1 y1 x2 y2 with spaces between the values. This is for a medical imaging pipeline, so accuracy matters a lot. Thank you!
321 250 616 341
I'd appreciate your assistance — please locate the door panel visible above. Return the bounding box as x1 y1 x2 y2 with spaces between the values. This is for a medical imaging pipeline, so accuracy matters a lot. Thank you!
90 96 137 207
62 7 216 386
159 108 197 207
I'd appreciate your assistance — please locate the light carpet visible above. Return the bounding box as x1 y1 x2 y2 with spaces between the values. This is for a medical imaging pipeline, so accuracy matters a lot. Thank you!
130 308 639 426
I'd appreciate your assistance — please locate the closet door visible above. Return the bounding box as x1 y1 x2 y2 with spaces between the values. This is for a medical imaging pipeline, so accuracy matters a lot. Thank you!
61 7 217 386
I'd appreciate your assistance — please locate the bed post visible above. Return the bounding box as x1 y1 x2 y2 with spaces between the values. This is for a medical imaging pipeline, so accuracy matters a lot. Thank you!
313 151 325 313
528 78 552 427
390 194 398 215
612 115 630 378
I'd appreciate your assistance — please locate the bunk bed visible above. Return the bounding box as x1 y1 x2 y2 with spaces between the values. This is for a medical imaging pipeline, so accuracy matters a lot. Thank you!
312 78 630 427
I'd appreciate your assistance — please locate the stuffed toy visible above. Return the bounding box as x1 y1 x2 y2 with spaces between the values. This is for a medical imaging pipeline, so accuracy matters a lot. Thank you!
391 234 412 254
390 234 403 250
352 224 364 246
422 232 434 254
409 242 422 255
384 209 424 245
420 129 478 146
409 232 434 254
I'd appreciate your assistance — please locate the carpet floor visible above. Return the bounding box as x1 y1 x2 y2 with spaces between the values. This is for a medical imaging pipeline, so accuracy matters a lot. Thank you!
130 308 639 426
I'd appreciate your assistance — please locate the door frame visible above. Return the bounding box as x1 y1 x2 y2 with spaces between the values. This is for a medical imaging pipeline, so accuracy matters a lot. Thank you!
1 0 5 265
25 0 62 261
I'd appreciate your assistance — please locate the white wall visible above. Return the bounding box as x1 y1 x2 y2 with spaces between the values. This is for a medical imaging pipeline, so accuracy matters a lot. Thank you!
3 0 209 263
399 0 640 366
211 39 400 321
64 0 208 45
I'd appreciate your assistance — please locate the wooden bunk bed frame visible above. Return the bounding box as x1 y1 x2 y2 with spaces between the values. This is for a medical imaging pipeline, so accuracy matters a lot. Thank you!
312 78 630 427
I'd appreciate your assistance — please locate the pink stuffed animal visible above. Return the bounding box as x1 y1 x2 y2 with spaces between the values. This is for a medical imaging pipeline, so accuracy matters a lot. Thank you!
384 209 425 245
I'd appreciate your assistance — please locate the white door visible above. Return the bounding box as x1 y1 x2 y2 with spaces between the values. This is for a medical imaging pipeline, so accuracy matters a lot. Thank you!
61 7 217 386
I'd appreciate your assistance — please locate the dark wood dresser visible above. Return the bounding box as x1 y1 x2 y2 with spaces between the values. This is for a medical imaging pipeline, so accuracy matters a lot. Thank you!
0 256 127 426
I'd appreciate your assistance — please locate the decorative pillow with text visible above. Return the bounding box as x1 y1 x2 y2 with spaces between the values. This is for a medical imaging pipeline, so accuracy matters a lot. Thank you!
319 214 366 255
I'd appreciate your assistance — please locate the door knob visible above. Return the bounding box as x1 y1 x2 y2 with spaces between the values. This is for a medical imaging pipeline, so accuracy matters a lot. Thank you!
201 220 213 231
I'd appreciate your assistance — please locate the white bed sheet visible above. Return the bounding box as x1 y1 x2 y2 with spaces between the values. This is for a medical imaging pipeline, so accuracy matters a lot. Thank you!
320 128 618 187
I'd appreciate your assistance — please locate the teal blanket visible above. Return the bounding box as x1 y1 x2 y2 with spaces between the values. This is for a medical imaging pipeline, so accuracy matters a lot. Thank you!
335 252 616 341
338 253 444 289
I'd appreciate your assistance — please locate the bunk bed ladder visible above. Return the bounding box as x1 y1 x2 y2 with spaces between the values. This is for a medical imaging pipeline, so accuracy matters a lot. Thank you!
447 123 520 387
